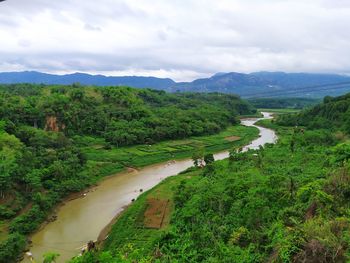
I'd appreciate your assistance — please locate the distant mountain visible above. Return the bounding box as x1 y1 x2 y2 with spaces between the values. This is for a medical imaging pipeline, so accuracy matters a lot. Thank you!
172 72 271 95
1 71 350 98
172 72 350 97
0 71 175 90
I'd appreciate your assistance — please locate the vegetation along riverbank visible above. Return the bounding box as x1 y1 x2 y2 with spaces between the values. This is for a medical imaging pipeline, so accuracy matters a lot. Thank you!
0 84 258 262
72 93 350 262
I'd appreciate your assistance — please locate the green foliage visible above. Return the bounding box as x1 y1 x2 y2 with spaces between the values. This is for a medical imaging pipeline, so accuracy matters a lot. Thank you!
90 116 350 262
248 97 319 109
0 232 26 263
277 92 350 133
67 96 350 262
192 146 204 167
0 84 257 262
330 142 350 165
0 85 256 147
204 153 215 165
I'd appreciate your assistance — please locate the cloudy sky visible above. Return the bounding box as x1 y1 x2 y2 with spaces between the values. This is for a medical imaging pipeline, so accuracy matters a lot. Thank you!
0 0 350 81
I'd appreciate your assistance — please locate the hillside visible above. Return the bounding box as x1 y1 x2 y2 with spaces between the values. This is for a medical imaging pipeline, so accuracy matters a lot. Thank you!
0 84 257 262
248 97 319 109
73 98 350 262
1 71 350 98
174 72 350 97
277 93 350 132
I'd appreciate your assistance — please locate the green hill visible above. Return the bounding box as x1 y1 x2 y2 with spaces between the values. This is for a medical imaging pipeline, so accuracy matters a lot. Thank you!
74 98 350 262
0 84 257 262
277 93 350 133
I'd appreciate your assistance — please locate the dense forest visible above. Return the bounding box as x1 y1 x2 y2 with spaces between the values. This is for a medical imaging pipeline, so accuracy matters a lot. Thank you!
0 84 256 262
73 93 350 262
248 97 319 109
0 84 256 146
277 93 350 133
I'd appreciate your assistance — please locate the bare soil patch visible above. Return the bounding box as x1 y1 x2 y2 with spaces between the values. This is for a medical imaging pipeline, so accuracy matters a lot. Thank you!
0 221 9 242
45 116 65 132
126 167 138 173
225 136 241 142
144 198 170 229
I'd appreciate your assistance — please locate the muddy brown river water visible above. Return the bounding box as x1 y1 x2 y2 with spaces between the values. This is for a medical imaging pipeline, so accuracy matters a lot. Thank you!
22 112 277 263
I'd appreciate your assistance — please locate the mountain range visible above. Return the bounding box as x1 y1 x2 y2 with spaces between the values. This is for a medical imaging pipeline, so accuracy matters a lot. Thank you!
1 71 350 98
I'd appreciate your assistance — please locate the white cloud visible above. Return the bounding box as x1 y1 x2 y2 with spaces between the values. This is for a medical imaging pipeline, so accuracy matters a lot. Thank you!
0 0 350 81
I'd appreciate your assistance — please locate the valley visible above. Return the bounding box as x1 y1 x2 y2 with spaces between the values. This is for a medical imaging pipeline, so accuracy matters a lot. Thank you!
1 84 350 263
22 113 275 263
73 102 350 262
2 1 350 262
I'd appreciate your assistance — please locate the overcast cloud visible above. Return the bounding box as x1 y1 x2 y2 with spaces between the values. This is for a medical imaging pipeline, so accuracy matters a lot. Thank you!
0 0 350 81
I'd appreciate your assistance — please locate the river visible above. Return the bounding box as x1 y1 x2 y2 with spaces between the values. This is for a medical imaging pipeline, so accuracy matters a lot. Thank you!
22 112 277 263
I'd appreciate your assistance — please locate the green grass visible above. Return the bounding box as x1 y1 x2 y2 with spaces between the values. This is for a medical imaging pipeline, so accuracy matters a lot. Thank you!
0 221 9 242
80 124 259 258
80 124 259 173
239 112 263 118
94 124 346 262
259 108 301 114
94 121 290 260
102 169 201 255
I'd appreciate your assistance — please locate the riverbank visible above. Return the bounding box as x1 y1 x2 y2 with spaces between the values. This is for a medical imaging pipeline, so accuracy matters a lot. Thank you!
71 114 277 262
96 169 202 260
81 116 350 262
34 123 258 223
258 108 301 114
80 124 259 176
20 120 261 263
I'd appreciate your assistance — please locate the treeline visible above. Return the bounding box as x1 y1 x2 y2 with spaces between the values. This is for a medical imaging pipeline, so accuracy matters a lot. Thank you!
248 97 319 109
0 84 256 147
0 84 255 262
277 93 350 133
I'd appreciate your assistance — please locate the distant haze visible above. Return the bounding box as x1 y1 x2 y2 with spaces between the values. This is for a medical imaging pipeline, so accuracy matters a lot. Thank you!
1 0 350 81
2 71 350 98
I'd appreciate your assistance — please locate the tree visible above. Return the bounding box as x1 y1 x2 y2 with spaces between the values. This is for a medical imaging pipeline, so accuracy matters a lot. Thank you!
331 142 350 165
0 132 22 198
229 148 239 164
0 233 26 262
24 169 43 192
204 153 214 165
192 147 204 168
323 95 333 104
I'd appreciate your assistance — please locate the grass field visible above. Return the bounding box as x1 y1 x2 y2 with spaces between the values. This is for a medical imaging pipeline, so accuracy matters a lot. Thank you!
86 124 259 258
102 168 202 256
97 119 287 261
79 124 259 178
0 221 8 243
258 108 301 114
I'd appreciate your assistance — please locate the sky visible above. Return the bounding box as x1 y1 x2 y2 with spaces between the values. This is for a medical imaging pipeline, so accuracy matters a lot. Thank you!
0 0 350 81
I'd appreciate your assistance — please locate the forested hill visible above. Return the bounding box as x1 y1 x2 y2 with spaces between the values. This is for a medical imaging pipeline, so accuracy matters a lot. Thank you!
277 93 350 133
248 97 319 109
0 84 257 262
72 95 350 262
0 84 255 146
